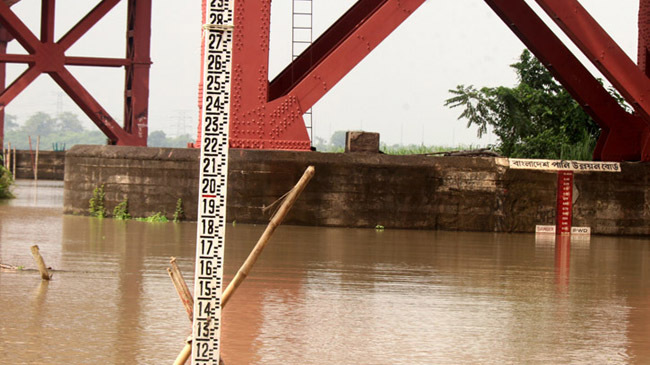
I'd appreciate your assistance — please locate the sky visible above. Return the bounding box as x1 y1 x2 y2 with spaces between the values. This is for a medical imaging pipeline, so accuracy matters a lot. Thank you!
2 0 641 147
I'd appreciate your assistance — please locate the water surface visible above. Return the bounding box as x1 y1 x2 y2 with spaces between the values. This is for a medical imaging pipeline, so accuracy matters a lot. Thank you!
0 180 649 364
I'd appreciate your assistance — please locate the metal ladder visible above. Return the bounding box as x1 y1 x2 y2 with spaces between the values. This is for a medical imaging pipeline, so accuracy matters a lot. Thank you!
292 0 314 145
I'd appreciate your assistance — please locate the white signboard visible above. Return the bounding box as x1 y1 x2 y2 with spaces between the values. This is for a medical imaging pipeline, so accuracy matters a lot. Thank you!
510 158 620 172
535 225 591 236
535 225 556 234
570 227 591 235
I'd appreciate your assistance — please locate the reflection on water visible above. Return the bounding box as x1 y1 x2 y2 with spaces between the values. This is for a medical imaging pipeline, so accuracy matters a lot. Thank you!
0 179 64 209
0 181 649 364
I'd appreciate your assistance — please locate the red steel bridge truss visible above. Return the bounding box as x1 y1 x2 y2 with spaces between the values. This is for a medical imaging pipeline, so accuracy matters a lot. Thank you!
0 0 151 146
1 1 650 161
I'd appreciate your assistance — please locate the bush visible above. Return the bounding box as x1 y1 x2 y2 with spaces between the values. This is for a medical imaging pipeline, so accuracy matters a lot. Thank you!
135 212 169 223
113 198 131 220
89 184 107 218
173 198 184 222
0 166 14 199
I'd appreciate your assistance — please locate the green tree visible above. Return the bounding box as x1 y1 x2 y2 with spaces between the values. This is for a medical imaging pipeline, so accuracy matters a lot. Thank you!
148 130 168 147
445 49 600 160
168 133 193 148
146 130 193 148
4 111 108 150
4 114 18 132
56 112 84 133
312 136 328 151
3 111 193 150
329 130 346 148
22 112 57 137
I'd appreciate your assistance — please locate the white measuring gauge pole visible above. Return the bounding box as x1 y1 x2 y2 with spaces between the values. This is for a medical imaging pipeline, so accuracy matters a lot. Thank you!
191 1 234 364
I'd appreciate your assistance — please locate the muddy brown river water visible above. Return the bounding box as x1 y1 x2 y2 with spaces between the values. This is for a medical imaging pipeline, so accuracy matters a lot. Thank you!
1 180 649 364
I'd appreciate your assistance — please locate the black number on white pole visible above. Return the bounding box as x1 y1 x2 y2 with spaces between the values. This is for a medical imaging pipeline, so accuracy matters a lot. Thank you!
191 1 233 364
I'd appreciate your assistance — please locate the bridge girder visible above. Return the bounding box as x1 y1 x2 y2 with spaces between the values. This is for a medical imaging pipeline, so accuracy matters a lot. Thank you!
0 0 151 147
204 0 650 161
196 0 426 150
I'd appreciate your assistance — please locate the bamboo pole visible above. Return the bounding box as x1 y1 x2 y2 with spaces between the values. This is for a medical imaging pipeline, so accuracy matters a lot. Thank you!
167 257 194 321
221 165 315 307
7 142 11 174
30 245 52 280
28 135 35 179
35 136 40 181
173 166 315 365
172 336 193 365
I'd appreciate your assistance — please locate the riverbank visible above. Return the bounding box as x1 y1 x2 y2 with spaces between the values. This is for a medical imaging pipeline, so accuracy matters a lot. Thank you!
61 145 650 236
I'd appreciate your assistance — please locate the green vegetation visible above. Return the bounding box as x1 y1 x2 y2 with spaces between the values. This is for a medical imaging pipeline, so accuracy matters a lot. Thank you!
0 166 14 199
312 132 482 154
89 184 107 218
4 112 193 150
173 198 184 222
5 112 106 150
113 198 131 220
87 188 176 223
375 224 385 231
312 136 344 152
445 49 602 160
135 212 169 223
148 131 194 148
380 143 483 155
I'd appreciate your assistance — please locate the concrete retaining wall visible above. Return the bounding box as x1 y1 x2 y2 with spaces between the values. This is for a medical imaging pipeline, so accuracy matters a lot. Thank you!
4 150 65 180
63 145 650 235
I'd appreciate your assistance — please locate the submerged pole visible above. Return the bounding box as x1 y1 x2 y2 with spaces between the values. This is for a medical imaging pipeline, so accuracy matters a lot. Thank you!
30 245 52 280
6 142 10 173
28 136 34 177
34 136 39 181
167 257 194 321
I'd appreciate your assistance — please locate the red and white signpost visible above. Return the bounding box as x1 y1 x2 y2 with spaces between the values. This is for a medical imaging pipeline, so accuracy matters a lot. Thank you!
556 171 573 236
510 159 621 237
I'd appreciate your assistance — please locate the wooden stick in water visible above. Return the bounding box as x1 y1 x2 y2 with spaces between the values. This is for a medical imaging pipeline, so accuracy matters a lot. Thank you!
6 142 11 173
221 165 314 307
167 257 194 321
169 265 226 365
30 245 52 280
172 336 193 365
28 135 34 176
0 263 18 270
35 136 40 181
